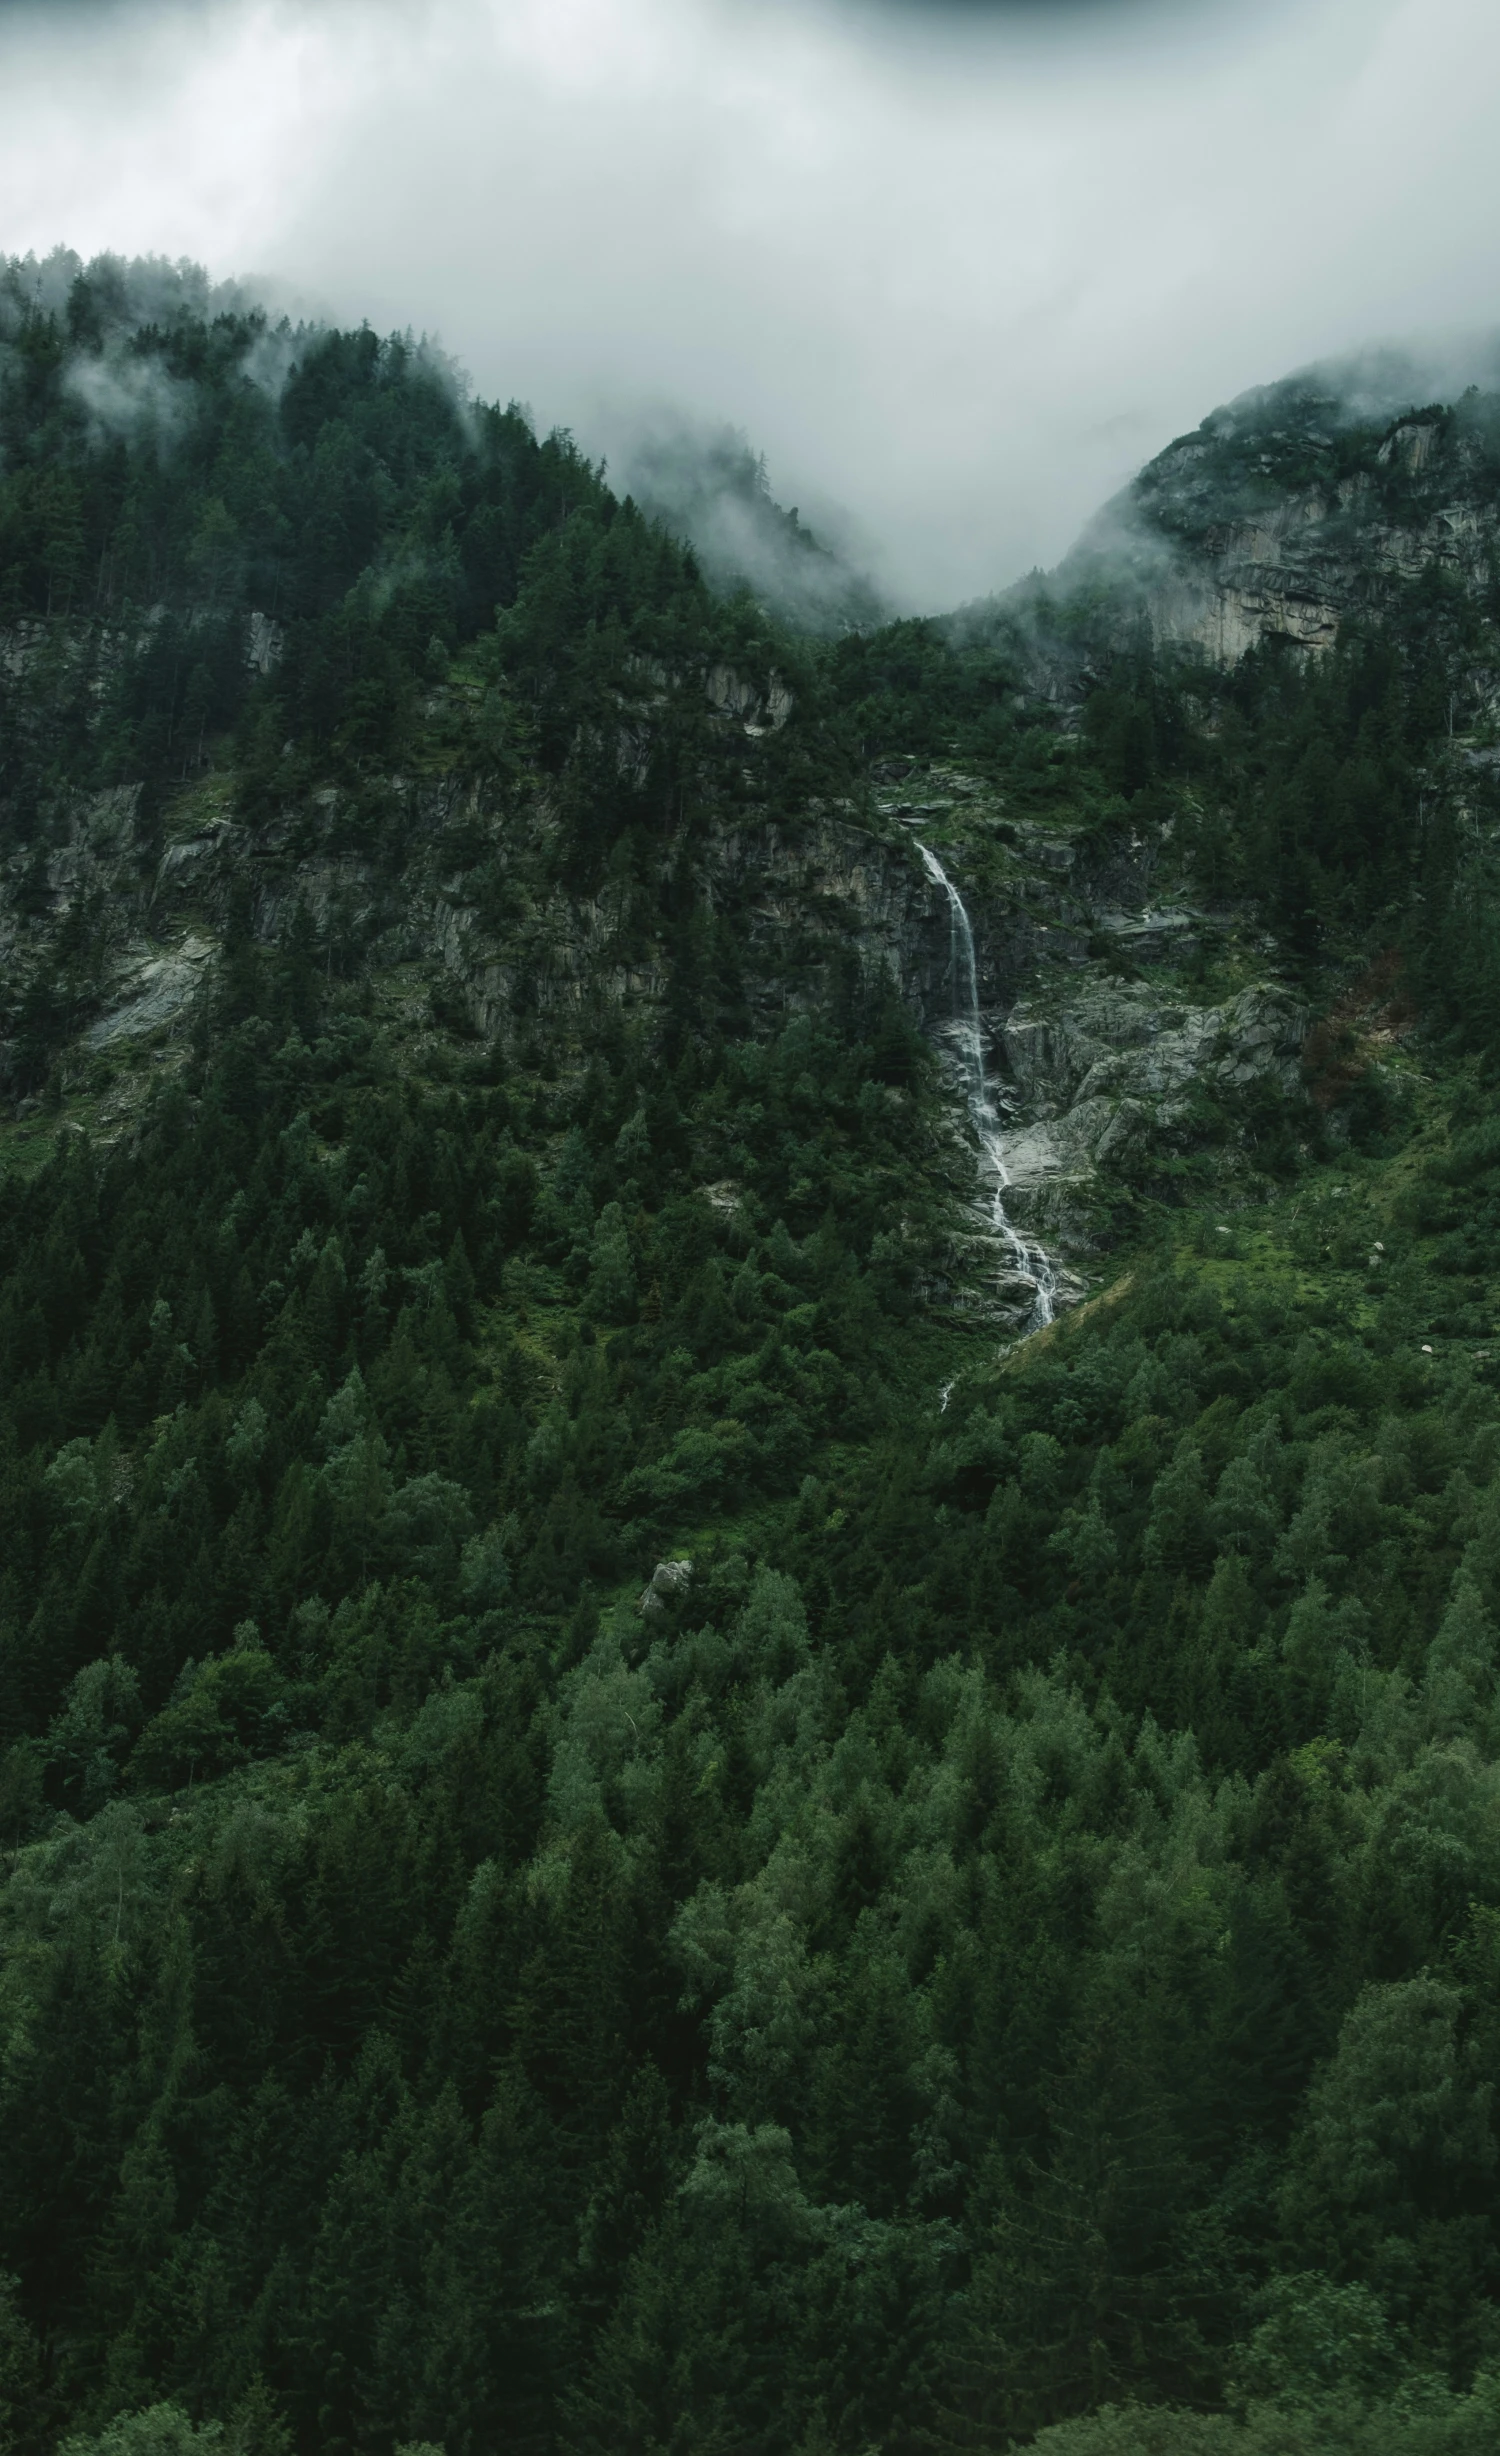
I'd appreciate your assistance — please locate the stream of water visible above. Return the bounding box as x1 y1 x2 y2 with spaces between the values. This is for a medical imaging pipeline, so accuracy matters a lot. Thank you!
918 843 1058 1335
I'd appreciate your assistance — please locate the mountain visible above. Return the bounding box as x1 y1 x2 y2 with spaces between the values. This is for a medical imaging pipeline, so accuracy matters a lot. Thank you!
605 409 889 636
1066 361 1500 665
5 252 1500 2456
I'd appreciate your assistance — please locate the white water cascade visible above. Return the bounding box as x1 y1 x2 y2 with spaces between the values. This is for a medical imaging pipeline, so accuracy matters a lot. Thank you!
918 844 1058 1334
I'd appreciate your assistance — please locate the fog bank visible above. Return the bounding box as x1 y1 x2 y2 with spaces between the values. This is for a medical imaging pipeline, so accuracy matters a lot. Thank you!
2 0 1499 608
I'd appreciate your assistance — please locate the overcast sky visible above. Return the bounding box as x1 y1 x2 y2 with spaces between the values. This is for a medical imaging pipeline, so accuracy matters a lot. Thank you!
2 0 1499 608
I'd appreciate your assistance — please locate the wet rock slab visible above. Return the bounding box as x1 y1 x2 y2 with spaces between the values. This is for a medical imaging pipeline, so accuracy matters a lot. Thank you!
86 934 216 1048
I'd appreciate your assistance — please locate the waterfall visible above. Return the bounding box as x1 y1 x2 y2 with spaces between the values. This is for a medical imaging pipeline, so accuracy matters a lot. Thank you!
918 844 1058 1334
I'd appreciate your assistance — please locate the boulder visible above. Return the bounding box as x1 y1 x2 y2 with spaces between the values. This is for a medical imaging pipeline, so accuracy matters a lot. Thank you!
639 1558 693 1616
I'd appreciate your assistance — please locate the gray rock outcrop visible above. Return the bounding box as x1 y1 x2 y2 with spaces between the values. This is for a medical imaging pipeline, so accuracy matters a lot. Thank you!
86 933 216 1048
995 977 1306 1240
639 1559 693 1615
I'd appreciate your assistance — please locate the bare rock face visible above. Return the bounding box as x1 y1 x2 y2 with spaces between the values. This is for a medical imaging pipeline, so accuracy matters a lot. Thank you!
1133 470 1497 665
1004 978 1305 1113
639 1559 693 1616
996 977 1307 1241
86 934 216 1048
1052 386 1500 671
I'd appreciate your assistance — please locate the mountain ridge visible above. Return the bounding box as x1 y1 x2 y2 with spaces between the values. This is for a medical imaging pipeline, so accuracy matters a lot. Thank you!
6 254 1500 2456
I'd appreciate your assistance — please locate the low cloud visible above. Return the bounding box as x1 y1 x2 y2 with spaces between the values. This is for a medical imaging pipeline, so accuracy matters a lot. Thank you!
64 349 191 443
1 243 256 330
1 0 1498 609
603 407 889 632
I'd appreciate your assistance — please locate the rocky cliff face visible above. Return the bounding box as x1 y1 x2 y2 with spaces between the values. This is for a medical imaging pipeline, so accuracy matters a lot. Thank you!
1060 381 1500 669
0 728 1300 1317
997 974 1306 1238
5 334 1385 1325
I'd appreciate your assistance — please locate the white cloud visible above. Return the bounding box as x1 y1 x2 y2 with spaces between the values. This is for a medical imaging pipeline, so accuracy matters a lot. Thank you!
64 346 193 443
3 0 1500 607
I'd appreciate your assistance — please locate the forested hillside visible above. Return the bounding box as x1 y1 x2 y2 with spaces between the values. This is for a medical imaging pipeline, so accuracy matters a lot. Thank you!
6 251 1500 2456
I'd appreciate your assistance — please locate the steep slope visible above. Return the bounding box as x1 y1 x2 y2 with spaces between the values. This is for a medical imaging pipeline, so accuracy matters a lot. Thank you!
8 258 1500 2456
1065 367 1500 668
607 411 887 636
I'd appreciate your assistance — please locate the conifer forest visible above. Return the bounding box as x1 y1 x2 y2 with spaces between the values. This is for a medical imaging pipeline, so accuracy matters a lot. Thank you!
7 251 1500 2456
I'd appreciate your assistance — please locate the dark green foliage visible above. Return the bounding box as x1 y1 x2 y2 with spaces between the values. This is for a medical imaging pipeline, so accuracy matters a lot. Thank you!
10 259 1500 2456
12 1065 1500 2452
0 252 849 889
